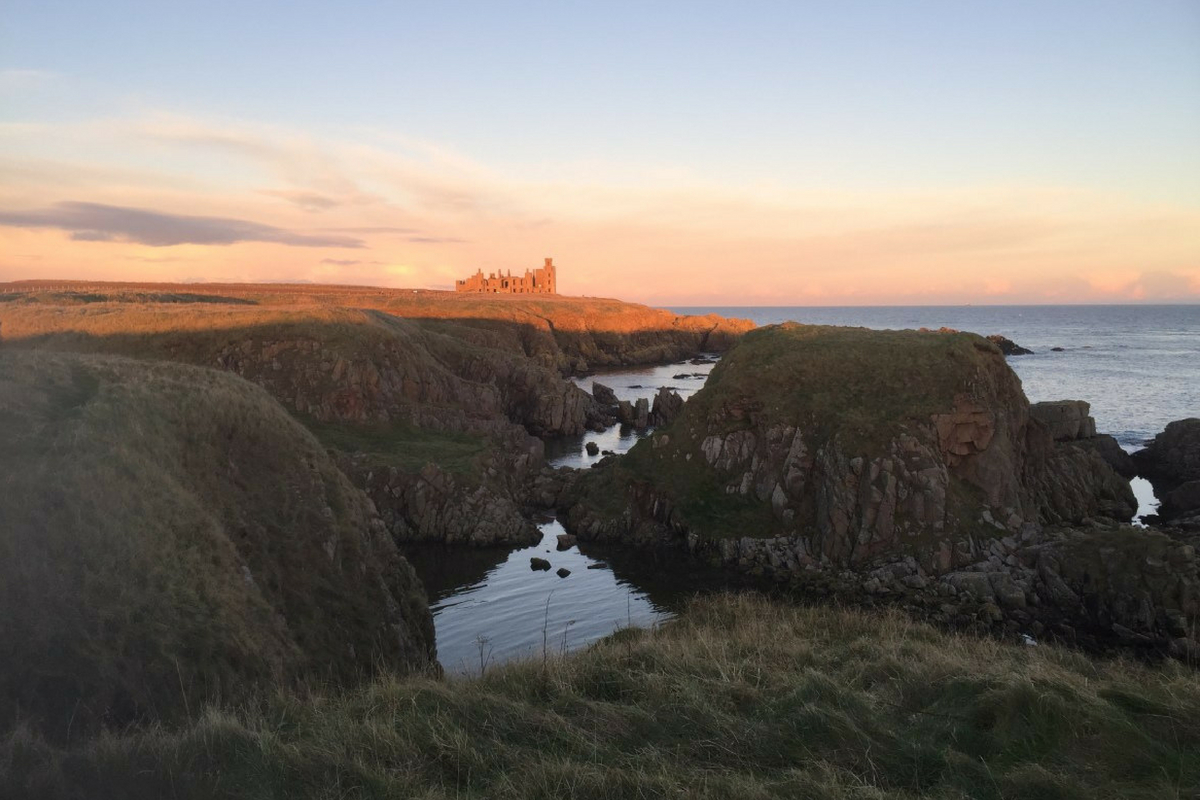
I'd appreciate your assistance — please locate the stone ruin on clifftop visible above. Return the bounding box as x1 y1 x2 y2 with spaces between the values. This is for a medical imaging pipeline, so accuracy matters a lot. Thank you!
455 257 558 294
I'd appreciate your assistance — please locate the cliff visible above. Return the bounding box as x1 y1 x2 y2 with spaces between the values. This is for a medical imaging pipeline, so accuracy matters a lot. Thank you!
0 352 435 737
0 284 752 548
562 324 1193 652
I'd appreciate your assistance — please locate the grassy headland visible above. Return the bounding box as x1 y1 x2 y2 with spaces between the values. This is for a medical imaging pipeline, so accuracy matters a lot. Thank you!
6 593 1200 799
0 352 434 739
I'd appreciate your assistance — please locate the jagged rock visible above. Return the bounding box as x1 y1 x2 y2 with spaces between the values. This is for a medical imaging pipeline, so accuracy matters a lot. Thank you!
650 387 685 427
987 334 1033 356
556 567 571 578
530 557 551 571
1030 401 1096 441
592 382 618 407
556 533 578 550
585 441 600 456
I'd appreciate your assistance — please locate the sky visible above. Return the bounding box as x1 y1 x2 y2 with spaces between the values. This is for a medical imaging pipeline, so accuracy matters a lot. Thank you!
1 1 1198 305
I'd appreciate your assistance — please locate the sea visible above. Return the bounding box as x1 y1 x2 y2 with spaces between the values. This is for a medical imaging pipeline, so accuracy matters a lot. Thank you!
409 305 1200 675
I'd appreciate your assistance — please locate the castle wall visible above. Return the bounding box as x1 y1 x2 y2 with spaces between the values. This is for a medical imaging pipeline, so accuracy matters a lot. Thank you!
455 258 557 294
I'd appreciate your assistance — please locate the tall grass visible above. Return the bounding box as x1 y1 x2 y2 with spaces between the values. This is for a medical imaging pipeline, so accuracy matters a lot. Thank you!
6 593 1200 799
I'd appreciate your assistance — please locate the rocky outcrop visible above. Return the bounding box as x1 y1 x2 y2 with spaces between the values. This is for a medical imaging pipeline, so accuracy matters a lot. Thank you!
563 323 1177 651
986 334 1033 356
340 456 542 547
1135 419 1200 525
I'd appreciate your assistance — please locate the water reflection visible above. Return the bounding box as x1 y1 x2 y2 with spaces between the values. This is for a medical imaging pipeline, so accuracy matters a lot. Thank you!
403 519 743 675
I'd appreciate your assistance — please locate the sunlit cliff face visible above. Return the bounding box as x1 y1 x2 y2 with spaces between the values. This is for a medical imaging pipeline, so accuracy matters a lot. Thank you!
1 113 1197 304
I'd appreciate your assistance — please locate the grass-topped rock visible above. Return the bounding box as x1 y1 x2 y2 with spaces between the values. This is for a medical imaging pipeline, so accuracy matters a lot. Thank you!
0 352 435 738
562 325 1195 653
570 324 1132 567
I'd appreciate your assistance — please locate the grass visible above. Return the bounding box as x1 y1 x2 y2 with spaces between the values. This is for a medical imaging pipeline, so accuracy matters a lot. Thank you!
5 593 1200 799
0 351 434 740
301 416 490 476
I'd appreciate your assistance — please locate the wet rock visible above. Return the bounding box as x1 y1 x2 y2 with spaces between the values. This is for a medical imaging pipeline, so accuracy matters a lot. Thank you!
556 567 571 578
556 533 578 550
530 557 551 571
1051 347 1065 352
585 442 600 456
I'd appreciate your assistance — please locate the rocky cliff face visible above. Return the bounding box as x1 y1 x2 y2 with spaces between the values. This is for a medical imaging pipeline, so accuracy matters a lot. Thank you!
562 324 1186 652
569 325 1133 568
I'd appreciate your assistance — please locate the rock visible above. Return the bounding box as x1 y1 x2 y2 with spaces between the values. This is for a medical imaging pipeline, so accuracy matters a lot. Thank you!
1163 480 1200 520
530 557 552 571
1077 434 1136 479
592 382 618 407
586 562 607 569
556 567 571 578
616 400 635 425
986 334 1033 356
634 397 650 429
650 387 685 427
1051 347 1065 352
585 442 600 456
556 533 578 550
1029 401 1096 441
1133 419 1200 521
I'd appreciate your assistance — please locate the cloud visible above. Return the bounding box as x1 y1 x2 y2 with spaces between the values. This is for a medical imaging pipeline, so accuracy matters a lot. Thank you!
0 202 363 248
260 189 342 212
407 235 466 244
320 258 385 266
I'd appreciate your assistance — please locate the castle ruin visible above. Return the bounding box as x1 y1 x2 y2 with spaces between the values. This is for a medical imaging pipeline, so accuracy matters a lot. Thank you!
455 258 557 294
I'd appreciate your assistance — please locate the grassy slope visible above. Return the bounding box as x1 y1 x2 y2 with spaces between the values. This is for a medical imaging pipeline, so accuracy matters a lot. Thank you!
5 593 1200 799
0 352 433 738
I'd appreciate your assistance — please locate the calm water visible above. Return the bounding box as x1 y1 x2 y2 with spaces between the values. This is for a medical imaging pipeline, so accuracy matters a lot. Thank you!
411 305 1200 672
403 520 739 675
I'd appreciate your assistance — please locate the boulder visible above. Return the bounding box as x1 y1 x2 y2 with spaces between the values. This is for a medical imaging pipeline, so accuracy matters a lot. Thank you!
585 441 600 456
556 567 572 578
530 557 552 571
556 533 578 550
986 334 1033 356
